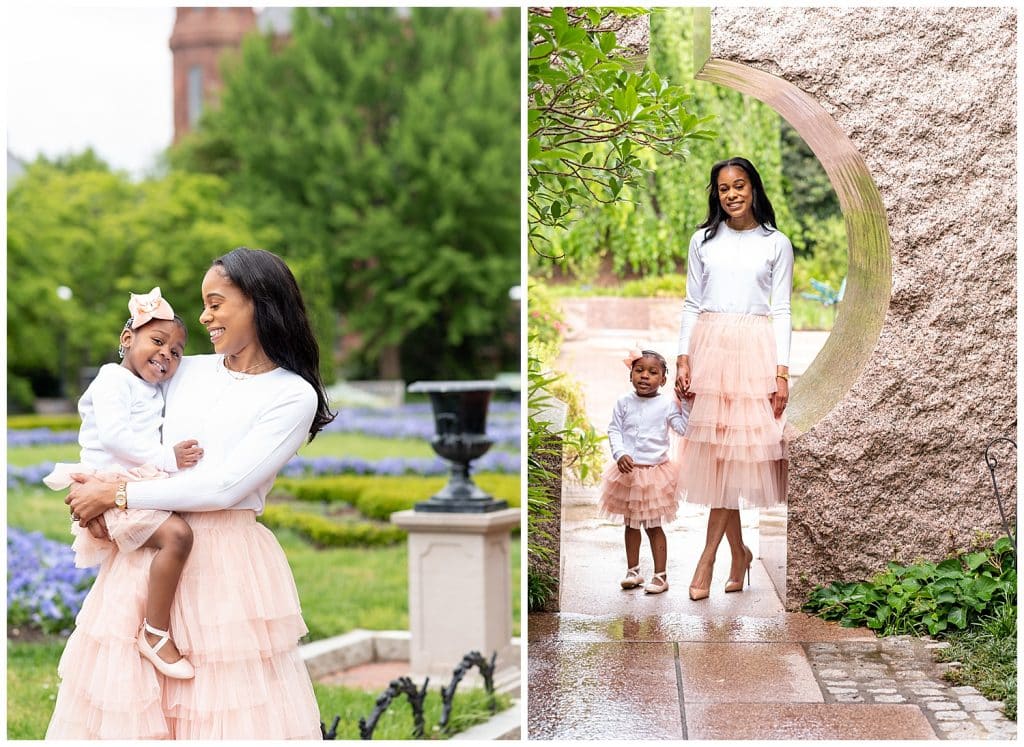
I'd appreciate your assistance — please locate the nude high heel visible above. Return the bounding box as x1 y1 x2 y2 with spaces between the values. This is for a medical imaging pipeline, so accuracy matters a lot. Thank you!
724 545 754 593
688 561 711 601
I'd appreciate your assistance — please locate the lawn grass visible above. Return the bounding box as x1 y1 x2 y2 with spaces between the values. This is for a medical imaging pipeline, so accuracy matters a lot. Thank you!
936 604 1017 720
6 638 65 740
6 637 509 740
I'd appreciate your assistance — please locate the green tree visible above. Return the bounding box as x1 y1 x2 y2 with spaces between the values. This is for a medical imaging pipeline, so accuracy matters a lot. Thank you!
527 7 715 255
172 7 520 381
531 7 800 280
7 161 271 408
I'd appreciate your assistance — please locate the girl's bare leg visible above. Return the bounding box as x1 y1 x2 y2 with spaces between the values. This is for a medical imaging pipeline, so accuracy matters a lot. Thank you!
644 526 667 576
139 514 193 663
624 526 642 568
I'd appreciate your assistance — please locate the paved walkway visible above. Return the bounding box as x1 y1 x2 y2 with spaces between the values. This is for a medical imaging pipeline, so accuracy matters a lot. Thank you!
527 315 1015 740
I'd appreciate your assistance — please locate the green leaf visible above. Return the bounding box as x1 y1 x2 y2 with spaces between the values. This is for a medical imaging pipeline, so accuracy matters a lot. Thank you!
581 151 593 165
550 200 562 219
936 558 964 576
963 552 989 571
947 606 968 629
531 41 554 60
528 138 542 160
599 31 617 54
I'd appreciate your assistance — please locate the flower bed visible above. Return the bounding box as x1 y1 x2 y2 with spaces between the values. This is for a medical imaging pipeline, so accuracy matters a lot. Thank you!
7 402 522 448
9 449 520 489
8 528 96 635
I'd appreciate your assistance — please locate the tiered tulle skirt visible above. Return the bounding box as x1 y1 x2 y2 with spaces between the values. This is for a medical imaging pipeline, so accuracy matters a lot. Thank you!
43 462 172 568
677 313 788 509
598 460 679 529
45 510 322 740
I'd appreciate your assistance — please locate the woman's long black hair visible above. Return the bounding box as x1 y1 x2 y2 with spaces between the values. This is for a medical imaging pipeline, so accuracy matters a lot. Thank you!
212 247 335 441
698 157 778 243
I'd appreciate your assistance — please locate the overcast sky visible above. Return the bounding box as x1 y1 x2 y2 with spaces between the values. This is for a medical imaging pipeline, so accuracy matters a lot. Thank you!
7 6 176 179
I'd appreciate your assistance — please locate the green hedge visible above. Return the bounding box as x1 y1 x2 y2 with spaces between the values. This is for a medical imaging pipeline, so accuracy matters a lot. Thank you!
7 414 81 431
273 473 521 521
258 504 407 547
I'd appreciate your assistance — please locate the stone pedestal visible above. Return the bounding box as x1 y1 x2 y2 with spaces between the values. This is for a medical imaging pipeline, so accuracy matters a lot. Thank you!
391 508 521 681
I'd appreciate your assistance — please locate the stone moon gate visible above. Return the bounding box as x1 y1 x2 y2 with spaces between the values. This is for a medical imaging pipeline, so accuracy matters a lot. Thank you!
696 7 1017 606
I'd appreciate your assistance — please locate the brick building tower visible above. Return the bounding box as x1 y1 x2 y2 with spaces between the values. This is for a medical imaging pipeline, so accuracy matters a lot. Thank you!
168 8 257 143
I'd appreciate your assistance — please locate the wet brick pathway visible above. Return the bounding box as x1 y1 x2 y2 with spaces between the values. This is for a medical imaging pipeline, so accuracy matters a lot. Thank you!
527 322 1016 740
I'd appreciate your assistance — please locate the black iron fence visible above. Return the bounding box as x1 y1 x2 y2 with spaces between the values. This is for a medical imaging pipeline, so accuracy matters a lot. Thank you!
320 649 499 740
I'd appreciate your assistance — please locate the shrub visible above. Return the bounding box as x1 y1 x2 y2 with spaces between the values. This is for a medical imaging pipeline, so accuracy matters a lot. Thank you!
7 414 81 431
803 536 1016 636
273 474 521 521
258 505 407 548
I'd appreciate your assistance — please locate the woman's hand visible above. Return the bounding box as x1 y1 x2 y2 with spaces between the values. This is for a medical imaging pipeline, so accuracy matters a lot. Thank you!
82 513 111 541
675 355 691 400
616 455 635 474
772 377 789 418
65 474 117 524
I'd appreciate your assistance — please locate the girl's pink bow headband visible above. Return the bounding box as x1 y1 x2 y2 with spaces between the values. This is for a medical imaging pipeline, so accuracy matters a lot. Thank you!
128 287 175 329
622 348 643 369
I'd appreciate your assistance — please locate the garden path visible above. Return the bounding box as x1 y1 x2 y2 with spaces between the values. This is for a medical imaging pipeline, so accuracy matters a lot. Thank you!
527 306 1015 739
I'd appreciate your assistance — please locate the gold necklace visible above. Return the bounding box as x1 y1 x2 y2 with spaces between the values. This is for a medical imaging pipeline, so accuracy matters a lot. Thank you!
223 358 273 380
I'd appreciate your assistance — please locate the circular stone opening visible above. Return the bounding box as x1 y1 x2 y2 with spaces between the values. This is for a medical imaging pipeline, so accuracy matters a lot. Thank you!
693 10 892 433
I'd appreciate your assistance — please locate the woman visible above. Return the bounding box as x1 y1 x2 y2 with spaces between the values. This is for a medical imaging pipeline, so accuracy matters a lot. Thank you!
675 157 792 601
48 247 334 739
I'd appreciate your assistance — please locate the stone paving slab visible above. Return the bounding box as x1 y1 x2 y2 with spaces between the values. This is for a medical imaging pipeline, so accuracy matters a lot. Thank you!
806 639 1017 740
530 611 877 643
527 641 683 740
686 703 938 739
677 642 824 704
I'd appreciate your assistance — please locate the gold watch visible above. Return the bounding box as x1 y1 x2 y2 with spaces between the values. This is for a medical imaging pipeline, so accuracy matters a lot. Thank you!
115 482 128 510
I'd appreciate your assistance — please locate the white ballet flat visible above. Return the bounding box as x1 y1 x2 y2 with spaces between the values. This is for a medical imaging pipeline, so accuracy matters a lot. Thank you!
137 619 195 679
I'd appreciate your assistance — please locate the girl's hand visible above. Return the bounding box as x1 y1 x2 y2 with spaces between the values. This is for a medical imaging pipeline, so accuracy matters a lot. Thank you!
174 439 204 469
675 355 691 400
616 455 635 474
772 378 789 418
65 474 117 524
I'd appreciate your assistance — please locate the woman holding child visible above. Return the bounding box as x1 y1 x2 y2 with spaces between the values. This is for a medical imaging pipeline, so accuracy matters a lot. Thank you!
48 247 334 739
675 157 793 601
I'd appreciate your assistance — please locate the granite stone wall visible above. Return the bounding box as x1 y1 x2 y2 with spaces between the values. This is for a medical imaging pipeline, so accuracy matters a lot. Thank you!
711 7 1017 606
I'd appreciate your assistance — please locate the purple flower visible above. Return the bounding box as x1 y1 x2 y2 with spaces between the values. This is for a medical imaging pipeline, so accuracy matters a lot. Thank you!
7 527 96 636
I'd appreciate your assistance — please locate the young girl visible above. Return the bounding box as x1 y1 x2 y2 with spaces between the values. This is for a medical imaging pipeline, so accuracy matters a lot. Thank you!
44 287 204 679
598 349 689 594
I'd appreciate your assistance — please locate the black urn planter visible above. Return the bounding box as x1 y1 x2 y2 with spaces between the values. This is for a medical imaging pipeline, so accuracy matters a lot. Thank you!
408 380 511 513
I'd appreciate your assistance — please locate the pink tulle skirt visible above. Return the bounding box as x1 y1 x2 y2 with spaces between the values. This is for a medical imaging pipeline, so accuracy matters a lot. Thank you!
45 510 321 740
598 460 679 529
43 462 173 568
677 313 788 509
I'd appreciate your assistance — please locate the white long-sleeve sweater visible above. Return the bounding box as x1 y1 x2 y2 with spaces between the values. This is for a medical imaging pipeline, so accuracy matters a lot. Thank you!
127 355 315 514
76 364 179 473
677 223 794 365
608 391 689 465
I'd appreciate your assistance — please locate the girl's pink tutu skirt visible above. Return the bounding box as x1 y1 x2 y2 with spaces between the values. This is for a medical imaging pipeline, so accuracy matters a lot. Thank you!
45 510 321 740
43 462 172 568
677 313 788 509
598 460 679 529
